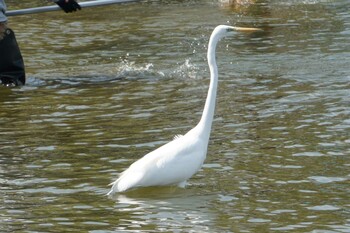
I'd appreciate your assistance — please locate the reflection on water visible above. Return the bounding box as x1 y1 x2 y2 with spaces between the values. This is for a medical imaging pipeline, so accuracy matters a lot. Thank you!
111 188 216 232
1 0 350 232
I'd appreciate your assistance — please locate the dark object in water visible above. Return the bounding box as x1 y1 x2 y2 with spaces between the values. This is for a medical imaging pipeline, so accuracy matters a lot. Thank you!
0 28 26 86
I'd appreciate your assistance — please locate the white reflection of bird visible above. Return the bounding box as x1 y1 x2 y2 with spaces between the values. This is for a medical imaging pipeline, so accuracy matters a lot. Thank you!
108 25 260 195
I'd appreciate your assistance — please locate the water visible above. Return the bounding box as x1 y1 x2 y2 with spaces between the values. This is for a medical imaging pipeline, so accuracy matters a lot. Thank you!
1 0 349 232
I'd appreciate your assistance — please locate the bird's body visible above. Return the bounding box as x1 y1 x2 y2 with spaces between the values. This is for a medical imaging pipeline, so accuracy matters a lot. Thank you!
108 25 259 195
111 129 206 193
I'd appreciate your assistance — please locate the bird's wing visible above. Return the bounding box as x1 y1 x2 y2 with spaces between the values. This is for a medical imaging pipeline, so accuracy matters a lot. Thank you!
108 133 206 193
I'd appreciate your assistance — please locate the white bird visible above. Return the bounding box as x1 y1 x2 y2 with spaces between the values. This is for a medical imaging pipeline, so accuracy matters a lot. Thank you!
108 25 260 195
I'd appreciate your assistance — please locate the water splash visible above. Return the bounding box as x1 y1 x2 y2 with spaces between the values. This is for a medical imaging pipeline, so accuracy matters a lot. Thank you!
170 59 201 80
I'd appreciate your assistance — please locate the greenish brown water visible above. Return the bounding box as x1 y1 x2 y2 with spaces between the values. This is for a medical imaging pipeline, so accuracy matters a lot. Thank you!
1 0 349 232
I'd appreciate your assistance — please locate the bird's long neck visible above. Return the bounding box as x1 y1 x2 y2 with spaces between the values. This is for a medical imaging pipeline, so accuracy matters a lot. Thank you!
195 34 220 142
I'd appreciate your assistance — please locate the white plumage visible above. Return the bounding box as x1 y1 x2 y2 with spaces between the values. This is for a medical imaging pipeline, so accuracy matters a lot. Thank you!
108 25 260 195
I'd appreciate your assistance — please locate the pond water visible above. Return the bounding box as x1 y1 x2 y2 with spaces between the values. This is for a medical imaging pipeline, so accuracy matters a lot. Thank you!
1 0 349 232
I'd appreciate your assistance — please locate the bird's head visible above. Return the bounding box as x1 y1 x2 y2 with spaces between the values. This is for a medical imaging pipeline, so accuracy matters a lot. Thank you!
207 25 262 65
213 25 261 39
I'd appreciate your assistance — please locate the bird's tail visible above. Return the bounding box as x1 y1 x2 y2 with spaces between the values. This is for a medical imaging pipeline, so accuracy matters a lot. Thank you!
107 179 120 195
107 170 144 195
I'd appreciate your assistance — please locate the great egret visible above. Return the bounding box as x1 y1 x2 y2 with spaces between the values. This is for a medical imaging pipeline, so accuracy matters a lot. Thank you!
108 25 260 195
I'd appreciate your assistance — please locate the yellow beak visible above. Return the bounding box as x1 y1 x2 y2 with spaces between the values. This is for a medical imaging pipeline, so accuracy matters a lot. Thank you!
234 27 262 32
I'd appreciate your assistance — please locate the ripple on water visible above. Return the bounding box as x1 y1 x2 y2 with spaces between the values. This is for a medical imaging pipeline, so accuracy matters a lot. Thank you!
308 176 348 184
306 205 341 211
292 151 325 157
35 146 56 151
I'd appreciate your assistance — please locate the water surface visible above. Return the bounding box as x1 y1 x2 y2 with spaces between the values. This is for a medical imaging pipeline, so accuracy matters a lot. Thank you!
1 0 349 232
